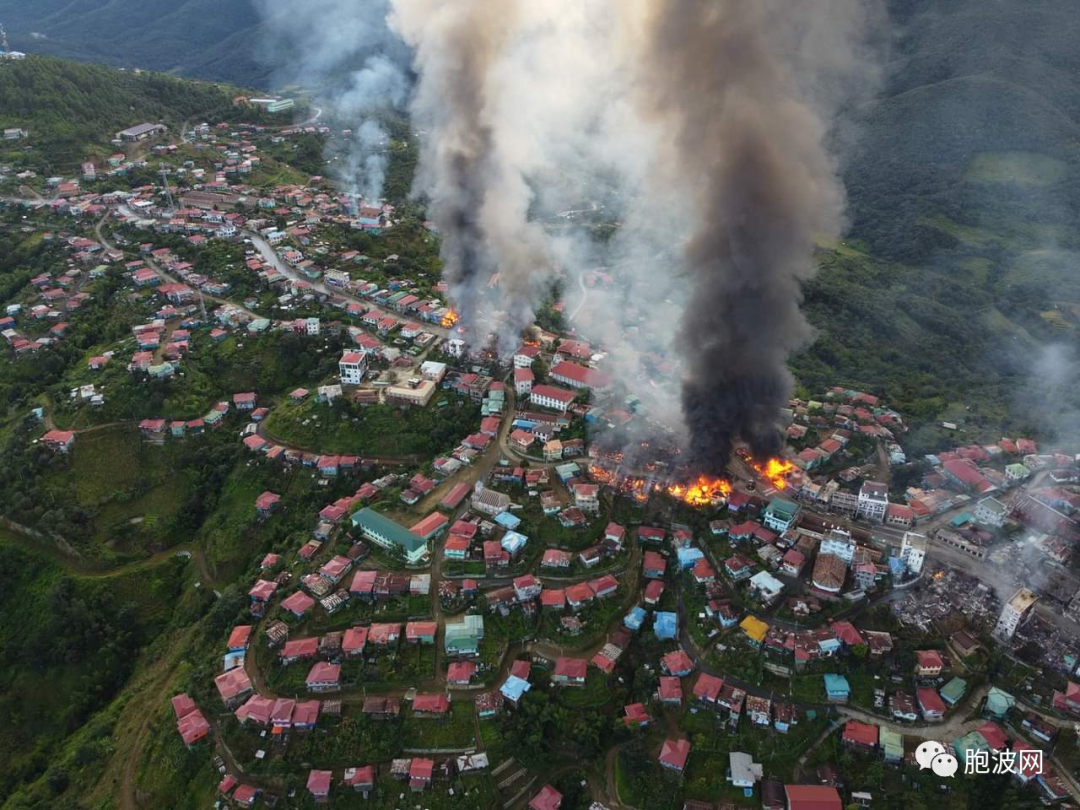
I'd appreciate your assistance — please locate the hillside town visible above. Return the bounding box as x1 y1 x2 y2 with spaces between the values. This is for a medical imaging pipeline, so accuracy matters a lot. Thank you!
7 112 1080 810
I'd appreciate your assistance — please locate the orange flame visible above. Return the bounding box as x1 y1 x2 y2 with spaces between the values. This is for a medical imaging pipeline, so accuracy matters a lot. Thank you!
667 474 732 507
441 309 460 328
753 458 797 490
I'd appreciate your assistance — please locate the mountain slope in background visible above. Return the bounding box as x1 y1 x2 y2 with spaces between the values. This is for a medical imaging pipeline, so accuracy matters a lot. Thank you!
0 0 271 87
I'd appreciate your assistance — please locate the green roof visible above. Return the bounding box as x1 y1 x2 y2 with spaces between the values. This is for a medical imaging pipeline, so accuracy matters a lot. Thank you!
940 677 967 704
985 687 1015 718
766 498 799 519
880 728 903 759
1006 463 1030 476
444 614 484 653
351 508 425 555
953 731 990 763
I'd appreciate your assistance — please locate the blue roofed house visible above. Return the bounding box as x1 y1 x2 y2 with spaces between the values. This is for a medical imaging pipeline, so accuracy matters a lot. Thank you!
824 673 851 704
654 611 678 641
984 687 1015 720
500 675 531 707
624 607 647 632
940 677 967 706
501 531 528 557
494 511 522 531
676 546 706 569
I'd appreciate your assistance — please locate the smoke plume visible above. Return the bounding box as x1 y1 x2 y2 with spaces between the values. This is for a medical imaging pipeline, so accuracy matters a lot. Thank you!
623 0 877 474
256 0 409 201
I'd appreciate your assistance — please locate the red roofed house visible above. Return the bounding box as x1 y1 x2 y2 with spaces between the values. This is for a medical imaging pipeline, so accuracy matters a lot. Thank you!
306 662 341 692
255 491 280 517
643 551 667 579
42 430 76 453
917 687 946 720
693 672 723 705
409 757 434 790
841 720 878 750
624 702 651 727
662 650 695 677
529 784 564 810
307 769 332 800
915 650 944 677
785 784 842 810
343 626 369 657
227 625 253 651
282 590 317 618
658 676 683 705
406 620 438 644
553 657 588 686
214 669 253 707
281 637 320 664
448 661 478 685
344 765 375 793
658 738 691 772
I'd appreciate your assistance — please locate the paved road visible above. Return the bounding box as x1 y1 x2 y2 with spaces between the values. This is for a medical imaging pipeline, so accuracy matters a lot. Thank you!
243 230 451 340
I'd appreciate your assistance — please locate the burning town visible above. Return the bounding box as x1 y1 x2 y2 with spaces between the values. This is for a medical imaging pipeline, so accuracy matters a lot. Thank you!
3 2 1080 810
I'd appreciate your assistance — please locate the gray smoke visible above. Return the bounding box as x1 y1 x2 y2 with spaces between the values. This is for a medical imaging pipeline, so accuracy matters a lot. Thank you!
623 0 878 474
389 0 557 350
256 0 410 201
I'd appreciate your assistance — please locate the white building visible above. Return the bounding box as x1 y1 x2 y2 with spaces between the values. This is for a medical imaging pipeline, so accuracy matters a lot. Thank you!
748 571 785 605
994 587 1038 640
446 338 466 358
529 384 576 413
974 496 1007 528
727 752 763 789
899 531 927 575
420 360 447 383
338 351 367 385
820 528 856 564
857 481 889 523
304 317 320 336
514 367 533 397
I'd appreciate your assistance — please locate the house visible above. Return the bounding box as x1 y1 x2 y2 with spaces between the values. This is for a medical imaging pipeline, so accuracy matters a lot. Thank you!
643 550 667 579
553 657 588 686
343 765 375 794
658 738 691 772
940 676 967 706
740 615 769 646
351 508 428 564
917 687 946 720
530 384 577 412
307 769 332 801
409 757 435 791
623 702 651 727
338 351 367 385
282 590 316 618
529 784 563 810
784 785 842 810
447 661 478 685
782 548 806 576
662 650 695 677
214 669 253 706
974 496 1008 528
856 481 889 522
444 614 484 656
729 751 764 789
233 391 256 410
306 661 341 692
412 693 450 716
915 649 944 677
42 430 76 453
693 672 723 705
658 676 683 706
811 553 846 593
824 673 850 704
842 720 878 751
891 690 917 722
227 625 253 652
763 497 799 532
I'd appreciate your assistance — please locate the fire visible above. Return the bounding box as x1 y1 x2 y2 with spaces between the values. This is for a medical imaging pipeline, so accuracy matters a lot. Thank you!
441 309 460 328
667 475 732 507
933 571 944 580
753 458 797 490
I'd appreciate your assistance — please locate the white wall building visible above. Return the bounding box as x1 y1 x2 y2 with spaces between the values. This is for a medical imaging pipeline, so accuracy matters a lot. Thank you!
338 351 367 386
899 531 927 575
857 481 889 523
994 587 1038 640
820 528 856 564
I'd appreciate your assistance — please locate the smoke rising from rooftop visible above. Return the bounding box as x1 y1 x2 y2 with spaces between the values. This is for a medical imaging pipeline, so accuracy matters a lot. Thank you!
622 0 878 474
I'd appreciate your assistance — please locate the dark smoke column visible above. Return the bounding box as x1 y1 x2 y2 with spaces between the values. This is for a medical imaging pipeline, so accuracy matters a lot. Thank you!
630 0 872 475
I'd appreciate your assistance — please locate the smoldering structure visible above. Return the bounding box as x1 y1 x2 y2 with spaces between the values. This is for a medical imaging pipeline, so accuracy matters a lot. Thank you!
627 0 873 475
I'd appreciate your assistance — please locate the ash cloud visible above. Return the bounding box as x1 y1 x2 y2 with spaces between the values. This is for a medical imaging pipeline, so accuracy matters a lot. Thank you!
620 0 879 474
255 0 410 201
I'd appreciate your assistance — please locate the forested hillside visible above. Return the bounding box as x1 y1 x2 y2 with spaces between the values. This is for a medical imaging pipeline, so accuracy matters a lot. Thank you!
0 56 240 164
0 0 269 87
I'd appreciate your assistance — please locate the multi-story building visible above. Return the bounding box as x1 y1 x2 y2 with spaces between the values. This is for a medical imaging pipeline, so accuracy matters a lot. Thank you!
974 496 1007 528
900 532 927 575
857 481 889 523
994 587 1038 640
338 351 367 385
820 529 856 564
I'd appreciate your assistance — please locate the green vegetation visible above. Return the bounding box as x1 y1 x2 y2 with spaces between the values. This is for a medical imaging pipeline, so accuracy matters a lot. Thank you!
0 56 243 165
0 533 185 805
401 701 477 749
964 152 1068 186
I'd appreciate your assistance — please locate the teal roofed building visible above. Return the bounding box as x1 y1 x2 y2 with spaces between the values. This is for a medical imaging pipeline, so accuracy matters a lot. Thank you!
247 318 271 333
351 507 428 564
824 673 850 703
985 687 1015 719
445 614 485 656
953 730 991 765
762 497 800 532
940 677 967 706
880 728 903 762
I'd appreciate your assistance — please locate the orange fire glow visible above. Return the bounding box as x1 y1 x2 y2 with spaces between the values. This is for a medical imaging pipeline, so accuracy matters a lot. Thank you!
753 458 797 490
667 475 732 507
441 309 460 328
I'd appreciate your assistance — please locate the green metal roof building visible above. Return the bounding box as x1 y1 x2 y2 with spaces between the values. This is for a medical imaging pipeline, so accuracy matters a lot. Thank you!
940 676 968 706
763 497 800 532
984 687 1015 719
880 728 903 762
953 730 991 764
444 614 485 656
351 507 428 564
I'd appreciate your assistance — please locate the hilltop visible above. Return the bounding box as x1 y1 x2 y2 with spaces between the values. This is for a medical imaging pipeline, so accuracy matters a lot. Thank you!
0 56 250 166
0 0 269 87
